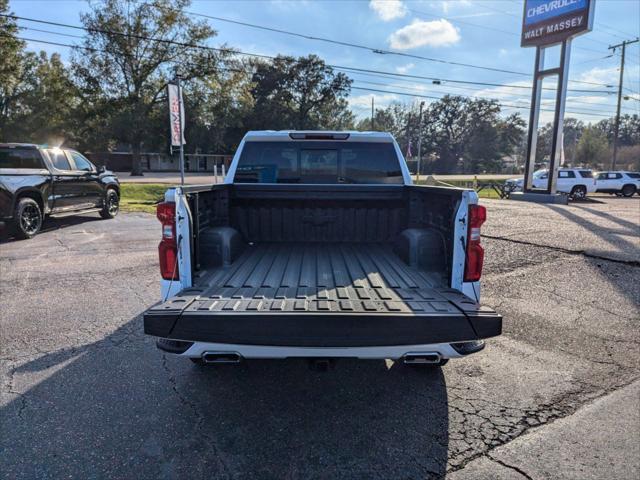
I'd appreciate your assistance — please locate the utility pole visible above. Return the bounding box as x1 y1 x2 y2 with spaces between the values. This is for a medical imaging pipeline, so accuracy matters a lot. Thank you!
416 101 424 183
371 96 375 130
609 38 639 170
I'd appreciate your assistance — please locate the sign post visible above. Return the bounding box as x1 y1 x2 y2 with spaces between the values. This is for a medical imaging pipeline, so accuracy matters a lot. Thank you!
516 0 595 202
167 79 186 185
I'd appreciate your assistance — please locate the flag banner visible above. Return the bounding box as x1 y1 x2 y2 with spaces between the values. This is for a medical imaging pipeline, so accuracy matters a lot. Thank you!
167 83 185 147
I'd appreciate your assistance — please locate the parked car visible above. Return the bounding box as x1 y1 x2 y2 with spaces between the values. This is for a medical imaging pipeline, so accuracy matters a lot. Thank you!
143 131 502 368
595 171 640 197
505 168 596 199
0 143 120 239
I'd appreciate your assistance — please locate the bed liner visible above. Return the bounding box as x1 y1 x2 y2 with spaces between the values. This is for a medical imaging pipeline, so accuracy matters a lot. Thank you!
144 243 502 347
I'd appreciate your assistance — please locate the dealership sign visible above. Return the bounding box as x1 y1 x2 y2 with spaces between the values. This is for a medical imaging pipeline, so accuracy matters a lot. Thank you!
521 0 595 47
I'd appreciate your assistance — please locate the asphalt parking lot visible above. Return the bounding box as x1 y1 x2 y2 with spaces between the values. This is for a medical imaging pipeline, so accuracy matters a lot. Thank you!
1 196 639 479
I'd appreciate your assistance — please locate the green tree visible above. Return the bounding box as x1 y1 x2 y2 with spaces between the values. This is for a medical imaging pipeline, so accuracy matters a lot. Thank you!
185 60 255 153
247 55 353 130
534 118 586 166
426 95 517 173
575 126 609 167
72 0 224 174
13 52 80 145
0 0 38 140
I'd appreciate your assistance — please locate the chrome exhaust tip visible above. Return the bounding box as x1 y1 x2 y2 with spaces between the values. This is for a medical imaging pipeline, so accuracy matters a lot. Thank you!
201 351 242 364
403 352 441 365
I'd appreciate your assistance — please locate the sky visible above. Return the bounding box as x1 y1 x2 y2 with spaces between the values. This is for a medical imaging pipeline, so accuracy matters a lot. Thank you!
8 0 640 124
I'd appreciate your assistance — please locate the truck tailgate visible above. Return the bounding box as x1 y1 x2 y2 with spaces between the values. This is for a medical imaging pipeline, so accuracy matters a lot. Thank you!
144 243 501 347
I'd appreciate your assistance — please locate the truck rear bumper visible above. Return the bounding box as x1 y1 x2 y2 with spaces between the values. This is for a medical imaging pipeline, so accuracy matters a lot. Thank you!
145 309 501 347
158 340 486 360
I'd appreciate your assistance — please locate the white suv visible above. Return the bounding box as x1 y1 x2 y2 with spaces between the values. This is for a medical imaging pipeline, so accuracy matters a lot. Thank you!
505 168 597 199
595 171 640 197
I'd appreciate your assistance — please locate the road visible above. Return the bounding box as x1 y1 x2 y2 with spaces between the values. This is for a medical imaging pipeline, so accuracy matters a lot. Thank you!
1 197 638 479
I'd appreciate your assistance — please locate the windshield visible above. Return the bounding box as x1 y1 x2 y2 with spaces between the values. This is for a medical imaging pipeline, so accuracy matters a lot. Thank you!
533 169 548 179
234 141 404 184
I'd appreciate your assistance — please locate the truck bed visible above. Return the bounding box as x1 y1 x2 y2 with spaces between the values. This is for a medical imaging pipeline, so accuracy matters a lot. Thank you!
145 242 501 347
192 242 451 314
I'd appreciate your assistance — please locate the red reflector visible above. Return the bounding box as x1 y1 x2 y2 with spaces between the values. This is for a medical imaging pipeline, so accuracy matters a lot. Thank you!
464 205 486 282
158 240 179 280
469 204 487 229
157 201 175 223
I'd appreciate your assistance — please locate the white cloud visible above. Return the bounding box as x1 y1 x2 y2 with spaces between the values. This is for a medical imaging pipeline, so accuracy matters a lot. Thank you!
577 66 619 86
369 0 408 21
440 0 471 14
396 62 415 73
388 19 460 50
349 93 399 115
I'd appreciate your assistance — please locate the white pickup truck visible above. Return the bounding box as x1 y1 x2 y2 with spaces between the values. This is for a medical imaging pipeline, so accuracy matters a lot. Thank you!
143 131 501 367
505 168 597 199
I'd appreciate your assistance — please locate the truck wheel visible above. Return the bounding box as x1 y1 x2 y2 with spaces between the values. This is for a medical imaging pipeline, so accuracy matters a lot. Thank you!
100 188 119 219
621 184 636 197
14 197 43 239
570 185 587 200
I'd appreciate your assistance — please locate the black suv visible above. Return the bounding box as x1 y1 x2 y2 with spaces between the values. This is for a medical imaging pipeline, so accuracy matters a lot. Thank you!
0 143 120 239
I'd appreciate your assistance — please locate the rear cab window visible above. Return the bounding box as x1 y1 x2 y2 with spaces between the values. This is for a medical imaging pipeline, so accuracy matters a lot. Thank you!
234 141 403 184
578 170 593 178
0 147 45 169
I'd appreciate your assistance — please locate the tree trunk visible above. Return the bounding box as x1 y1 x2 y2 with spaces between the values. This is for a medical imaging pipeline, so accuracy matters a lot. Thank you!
130 140 144 176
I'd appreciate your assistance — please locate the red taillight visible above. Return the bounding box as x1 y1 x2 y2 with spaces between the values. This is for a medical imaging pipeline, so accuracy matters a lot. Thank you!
464 204 486 282
156 202 179 280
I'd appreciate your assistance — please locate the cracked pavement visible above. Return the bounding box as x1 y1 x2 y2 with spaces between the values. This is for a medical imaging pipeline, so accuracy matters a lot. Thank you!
1 197 639 479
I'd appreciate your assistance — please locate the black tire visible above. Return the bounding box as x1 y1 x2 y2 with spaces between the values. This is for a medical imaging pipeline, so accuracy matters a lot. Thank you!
570 185 587 200
621 184 636 198
13 197 43 239
100 188 119 219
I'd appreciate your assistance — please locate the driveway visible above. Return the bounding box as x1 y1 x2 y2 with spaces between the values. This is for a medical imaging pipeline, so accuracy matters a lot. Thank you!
1 197 638 479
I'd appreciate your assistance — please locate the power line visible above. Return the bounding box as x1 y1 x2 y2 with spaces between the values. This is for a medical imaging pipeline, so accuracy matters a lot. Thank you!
134 5 615 87
351 77 629 113
349 86 615 118
137 7 534 78
8 14 616 95
330 65 612 94
8 34 617 120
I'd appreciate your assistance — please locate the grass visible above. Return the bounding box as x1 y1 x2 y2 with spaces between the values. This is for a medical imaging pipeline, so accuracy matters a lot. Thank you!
119 184 170 214
414 178 506 199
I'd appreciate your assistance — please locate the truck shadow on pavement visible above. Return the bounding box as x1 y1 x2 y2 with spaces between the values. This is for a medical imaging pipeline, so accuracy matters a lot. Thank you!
543 203 639 259
3 317 450 479
0 214 103 243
